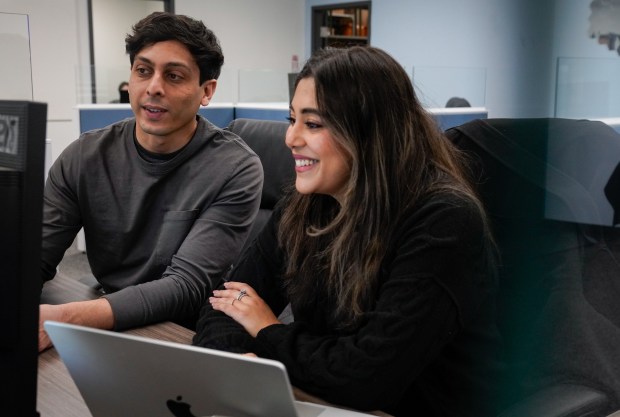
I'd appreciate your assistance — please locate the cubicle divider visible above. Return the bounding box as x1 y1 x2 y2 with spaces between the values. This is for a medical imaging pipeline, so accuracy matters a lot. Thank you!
77 103 489 134
234 102 290 123
233 105 489 131
77 103 236 132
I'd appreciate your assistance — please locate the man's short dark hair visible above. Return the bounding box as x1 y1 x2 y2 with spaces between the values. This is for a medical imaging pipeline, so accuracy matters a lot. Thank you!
125 11 224 84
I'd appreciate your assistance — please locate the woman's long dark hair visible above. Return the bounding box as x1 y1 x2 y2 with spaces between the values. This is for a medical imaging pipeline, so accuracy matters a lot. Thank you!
278 46 492 327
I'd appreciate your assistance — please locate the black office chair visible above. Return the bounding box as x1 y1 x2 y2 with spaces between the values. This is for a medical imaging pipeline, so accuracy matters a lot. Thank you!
446 118 620 417
225 118 295 256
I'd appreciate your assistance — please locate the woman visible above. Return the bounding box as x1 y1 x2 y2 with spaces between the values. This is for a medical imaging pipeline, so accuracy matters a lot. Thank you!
193 46 503 417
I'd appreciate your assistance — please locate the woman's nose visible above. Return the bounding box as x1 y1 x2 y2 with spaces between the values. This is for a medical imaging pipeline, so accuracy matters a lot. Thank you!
285 123 303 149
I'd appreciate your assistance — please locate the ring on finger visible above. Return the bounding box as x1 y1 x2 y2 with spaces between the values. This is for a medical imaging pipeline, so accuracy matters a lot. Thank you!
237 289 248 301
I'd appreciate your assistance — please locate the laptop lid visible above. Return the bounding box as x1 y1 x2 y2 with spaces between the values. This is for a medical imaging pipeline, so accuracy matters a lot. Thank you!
45 321 307 417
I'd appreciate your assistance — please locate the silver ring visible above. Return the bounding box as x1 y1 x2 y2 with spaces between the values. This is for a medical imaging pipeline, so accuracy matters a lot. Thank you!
237 289 247 301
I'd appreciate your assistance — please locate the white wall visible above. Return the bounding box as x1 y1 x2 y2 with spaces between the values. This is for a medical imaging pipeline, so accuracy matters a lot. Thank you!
176 0 305 102
361 0 555 118
0 13 33 101
0 0 88 163
92 0 163 104
306 0 618 120
552 0 620 118
0 0 305 161
90 0 306 103
178 0 304 72
2 0 616 162
87 0 306 103
553 0 615 59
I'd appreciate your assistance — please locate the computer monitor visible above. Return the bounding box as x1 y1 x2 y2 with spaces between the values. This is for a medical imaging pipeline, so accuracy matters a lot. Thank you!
0 100 47 417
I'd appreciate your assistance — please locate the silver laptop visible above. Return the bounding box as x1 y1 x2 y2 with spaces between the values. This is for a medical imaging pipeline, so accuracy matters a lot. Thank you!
44 321 373 417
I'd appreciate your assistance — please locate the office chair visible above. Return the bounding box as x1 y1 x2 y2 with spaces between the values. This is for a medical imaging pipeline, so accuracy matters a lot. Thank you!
446 118 620 417
225 118 295 255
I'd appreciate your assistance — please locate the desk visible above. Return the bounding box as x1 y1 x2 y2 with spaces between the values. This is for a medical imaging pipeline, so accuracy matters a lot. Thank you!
38 275 390 417
38 275 195 417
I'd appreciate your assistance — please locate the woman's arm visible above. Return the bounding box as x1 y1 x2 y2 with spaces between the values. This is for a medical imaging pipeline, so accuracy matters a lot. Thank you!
192 209 289 352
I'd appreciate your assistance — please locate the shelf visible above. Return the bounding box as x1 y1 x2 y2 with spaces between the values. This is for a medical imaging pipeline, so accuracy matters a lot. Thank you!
320 35 368 40
312 3 370 52
330 13 354 20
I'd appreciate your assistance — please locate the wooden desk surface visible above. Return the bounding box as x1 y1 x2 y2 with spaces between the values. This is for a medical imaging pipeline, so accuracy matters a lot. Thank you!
38 275 195 417
38 275 389 417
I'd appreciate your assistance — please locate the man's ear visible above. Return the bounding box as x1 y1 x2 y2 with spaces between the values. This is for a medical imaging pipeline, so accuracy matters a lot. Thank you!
201 79 217 106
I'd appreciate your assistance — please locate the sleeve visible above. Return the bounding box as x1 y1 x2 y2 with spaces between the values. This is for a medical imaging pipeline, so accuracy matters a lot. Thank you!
40 139 83 283
105 151 265 330
192 207 290 352
229 198 489 411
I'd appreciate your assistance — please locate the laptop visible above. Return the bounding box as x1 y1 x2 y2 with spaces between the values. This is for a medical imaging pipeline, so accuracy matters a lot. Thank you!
44 321 373 417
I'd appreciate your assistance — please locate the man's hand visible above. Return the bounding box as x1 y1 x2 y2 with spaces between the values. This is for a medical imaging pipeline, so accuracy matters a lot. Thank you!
38 304 65 352
38 298 115 352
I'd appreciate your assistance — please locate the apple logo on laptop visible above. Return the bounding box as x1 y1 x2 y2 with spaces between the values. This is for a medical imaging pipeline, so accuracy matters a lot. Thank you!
167 395 197 417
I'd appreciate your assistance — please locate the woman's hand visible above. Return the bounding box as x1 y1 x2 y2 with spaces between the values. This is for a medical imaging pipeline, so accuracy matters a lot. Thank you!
209 281 281 337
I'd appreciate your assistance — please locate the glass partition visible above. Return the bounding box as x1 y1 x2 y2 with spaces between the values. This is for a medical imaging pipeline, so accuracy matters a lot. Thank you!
78 65 130 104
237 69 290 103
412 66 486 109
89 0 167 104
0 13 33 101
555 57 620 119
76 65 96 104
210 67 236 104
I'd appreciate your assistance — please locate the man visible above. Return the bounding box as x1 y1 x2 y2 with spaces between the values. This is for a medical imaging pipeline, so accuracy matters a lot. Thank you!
39 11 263 351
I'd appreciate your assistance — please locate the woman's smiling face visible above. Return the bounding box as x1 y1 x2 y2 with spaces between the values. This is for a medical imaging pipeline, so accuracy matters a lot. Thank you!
285 78 351 203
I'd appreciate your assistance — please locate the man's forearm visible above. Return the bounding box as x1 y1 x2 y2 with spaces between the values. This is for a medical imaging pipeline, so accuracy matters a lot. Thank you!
51 298 115 329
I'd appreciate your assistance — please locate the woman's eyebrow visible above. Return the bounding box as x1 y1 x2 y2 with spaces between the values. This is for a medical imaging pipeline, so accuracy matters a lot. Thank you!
301 108 321 116
289 106 321 116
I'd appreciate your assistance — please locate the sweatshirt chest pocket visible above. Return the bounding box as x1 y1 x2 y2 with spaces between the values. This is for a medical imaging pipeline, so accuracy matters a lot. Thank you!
155 209 199 266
